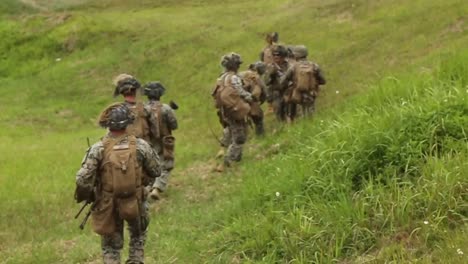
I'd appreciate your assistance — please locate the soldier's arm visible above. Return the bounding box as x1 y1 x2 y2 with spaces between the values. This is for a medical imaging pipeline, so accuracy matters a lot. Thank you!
231 75 253 102
279 66 294 89
137 139 161 180
259 51 264 61
75 142 103 201
314 63 326 85
163 105 178 131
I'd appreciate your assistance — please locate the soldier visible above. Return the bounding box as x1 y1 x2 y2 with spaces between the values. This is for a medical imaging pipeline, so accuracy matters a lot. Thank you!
280 45 326 118
240 61 267 136
113 74 151 143
212 52 252 169
260 32 279 113
75 103 161 264
259 32 279 65
265 45 291 122
143 82 178 200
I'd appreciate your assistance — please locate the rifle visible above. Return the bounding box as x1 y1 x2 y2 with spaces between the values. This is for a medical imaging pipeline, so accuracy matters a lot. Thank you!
75 200 94 230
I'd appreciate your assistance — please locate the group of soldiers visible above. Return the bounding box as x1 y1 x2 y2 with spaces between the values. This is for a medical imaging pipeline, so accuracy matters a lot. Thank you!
75 75 177 263
73 32 325 264
213 32 326 170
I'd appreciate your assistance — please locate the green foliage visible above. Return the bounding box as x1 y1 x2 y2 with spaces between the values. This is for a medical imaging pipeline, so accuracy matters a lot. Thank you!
210 53 468 262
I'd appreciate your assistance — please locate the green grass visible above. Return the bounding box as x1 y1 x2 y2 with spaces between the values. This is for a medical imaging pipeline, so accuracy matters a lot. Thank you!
0 0 467 263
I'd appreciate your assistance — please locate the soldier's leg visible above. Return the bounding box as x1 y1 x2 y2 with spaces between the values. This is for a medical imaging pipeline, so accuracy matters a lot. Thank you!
288 103 297 122
126 204 148 264
220 126 231 148
224 119 247 166
265 83 274 114
273 95 286 121
152 158 173 192
101 218 124 264
251 115 265 136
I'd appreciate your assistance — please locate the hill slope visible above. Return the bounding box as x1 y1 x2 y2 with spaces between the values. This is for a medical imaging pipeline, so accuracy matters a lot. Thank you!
0 0 466 263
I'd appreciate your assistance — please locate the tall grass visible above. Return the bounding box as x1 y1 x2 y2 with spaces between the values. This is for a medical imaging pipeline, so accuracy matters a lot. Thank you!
209 51 468 263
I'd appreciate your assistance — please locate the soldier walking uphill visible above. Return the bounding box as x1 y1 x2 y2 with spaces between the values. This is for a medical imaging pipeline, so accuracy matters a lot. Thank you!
113 74 151 143
280 45 326 118
264 45 292 122
143 82 178 200
212 53 253 168
260 32 279 113
75 103 161 264
240 61 267 136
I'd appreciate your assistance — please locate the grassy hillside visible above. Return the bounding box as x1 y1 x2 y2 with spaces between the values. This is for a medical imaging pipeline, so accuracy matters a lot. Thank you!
0 0 466 263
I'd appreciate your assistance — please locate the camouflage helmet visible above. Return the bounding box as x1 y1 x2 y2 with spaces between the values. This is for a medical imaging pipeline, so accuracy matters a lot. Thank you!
250 61 266 75
272 45 288 58
144 81 166 99
292 45 308 59
220 52 243 70
98 103 135 130
113 73 141 97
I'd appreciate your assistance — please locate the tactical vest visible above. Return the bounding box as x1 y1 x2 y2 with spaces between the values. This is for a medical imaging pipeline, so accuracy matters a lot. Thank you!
91 135 143 235
126 102 150 142
213 73 251 121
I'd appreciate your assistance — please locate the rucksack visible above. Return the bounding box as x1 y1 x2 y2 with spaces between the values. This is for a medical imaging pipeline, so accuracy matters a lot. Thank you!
126 102 150 142
241 71 265 101
149 102 176 161
294 61 317 92
212 73 251 121
92 135 143 235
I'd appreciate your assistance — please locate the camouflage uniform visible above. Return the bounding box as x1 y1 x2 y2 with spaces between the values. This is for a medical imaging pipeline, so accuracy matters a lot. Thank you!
280 50 326 118
145 100 178 192
240 63 267 135
220 71 251 165
266 58 291 121
260 32 279 112
76 134 160 264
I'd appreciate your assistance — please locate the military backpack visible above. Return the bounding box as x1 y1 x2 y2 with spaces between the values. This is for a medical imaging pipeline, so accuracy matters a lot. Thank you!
149 102 176 161
91 135 143 235
126 102 150 142
293 61 317 92
212 73 251 121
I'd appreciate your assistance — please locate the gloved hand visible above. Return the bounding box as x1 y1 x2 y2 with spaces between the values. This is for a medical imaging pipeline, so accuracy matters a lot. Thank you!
148 187 161 201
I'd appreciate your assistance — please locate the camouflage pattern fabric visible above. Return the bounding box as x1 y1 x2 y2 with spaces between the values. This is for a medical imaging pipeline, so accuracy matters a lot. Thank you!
101 201 149 264
144 101 178 154
224 118 247 165
226 72 253 102
240 69 266 135
76 134 160 190
267 60 291 121
123 101 152 143
220 126 231 148
76 134 160 264
144 101 178 192
280 58 326 118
